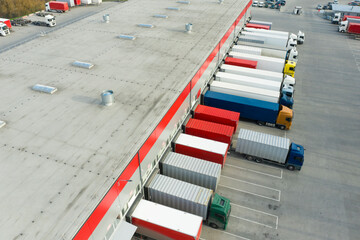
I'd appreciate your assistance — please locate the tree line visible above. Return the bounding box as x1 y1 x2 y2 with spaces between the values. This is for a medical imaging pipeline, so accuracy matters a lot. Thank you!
0 0 48 19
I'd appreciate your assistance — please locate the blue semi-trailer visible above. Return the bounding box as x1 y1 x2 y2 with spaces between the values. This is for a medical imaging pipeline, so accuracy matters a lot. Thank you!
203 91 293 130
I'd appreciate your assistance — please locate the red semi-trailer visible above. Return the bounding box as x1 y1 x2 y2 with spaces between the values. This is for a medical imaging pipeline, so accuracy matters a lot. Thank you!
224 57 257 69
184 118 234 145
45 1 69 12
193 105 240 132
342 15 360 21
246 23 270 30
0 18 11 28
128 199 203 240
348 22 360 34
174 133 228 167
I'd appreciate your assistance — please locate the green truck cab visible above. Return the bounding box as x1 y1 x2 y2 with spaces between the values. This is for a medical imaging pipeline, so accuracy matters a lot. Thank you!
207 193 231 230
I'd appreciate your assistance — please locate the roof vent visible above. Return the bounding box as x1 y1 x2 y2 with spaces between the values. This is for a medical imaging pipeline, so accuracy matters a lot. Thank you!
118 35 136 40
101 90 114 106
185 23 193 33
138 24 154 28
72 61 94 69
177 1 190 4
32 84 57 94
219 0 224 4
166 7 180 10
103 14 110 23
154 14 168 18
0 120 6 129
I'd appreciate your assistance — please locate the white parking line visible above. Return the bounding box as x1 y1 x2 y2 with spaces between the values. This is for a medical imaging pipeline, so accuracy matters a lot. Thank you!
221 175 282 194
216 229 252 240
231 203 279 229
218 184 280 201
225 163 283 179
230 214 274 229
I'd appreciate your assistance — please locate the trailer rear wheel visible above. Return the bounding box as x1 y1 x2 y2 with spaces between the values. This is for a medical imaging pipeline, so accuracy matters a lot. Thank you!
255 158 262 163
287 165 295 171
257 121 265 126
209 223 219 229
246 155 254 161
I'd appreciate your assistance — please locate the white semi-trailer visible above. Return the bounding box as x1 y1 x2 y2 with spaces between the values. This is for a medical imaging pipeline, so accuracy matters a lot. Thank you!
219 64 296 86
232 45 298 62
228 51 285 73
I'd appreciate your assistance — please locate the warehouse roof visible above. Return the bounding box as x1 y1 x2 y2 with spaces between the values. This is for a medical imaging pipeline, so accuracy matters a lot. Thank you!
0 0 248 239
332 4 360 13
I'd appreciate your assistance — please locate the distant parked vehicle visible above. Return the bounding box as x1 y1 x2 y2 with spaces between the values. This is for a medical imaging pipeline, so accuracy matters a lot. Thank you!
258 2 265 7
252 1 259 7
0 23 10 37
317 4 323 9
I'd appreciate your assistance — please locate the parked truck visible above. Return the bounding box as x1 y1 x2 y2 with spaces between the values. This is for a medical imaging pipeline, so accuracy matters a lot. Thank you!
249 20 272 29
145 173 231 230
32 15 56 27
127 198 203 240
45 1 69 12
0 18 11 29
240 31 297 50
235 128 304 170
224 57 257 68
0 23 10 37
219 64 296 86
246 23 270 30
339 18 360 33
215 72 294 98
160 151 222 191
203 90 293 130
210 81 293 109
237 34 296 51
228 51 296 77
232 44 298 62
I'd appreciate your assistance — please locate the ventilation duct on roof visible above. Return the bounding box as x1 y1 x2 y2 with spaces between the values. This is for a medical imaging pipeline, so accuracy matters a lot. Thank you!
0 120 6 129
118 35 136 40
185 23 193 33
101 90 114 106
166 7 180 10
103 14 110 23
138 24 154 28
177 1 190 4
72 61 94 69
154 14 168 18
32 84 58 94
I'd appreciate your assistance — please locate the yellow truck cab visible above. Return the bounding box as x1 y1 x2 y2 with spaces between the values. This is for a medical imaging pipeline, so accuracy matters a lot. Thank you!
276 105 293 130
284 61 296 77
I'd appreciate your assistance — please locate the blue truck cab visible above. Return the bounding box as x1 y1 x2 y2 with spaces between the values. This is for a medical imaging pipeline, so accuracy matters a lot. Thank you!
280 93 294 109
286 143 304 170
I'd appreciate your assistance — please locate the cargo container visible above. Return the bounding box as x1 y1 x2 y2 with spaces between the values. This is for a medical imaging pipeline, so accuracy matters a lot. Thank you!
160 151 221 191
193 104 239 131
56 0 75 7
74 0 81 5
128 199 203 240
211 81 293 108
237 34 296 51
219 64 296 86
236 128 304 170
215 72 281 91
241 31 292 48
173 133 228 167
145 174 231 229
203 91 293 130
243 27 290 38
348 22 360 34
45 1 69 12
228 51 285 73
245 23 270 30
224 57 257 68
184 118 234 145
249 20 272 29
0 18 11 29
232 45 298 62
92 0 102 4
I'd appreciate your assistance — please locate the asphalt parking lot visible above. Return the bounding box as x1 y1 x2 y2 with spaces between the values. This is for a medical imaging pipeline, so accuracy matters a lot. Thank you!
201 1 360 240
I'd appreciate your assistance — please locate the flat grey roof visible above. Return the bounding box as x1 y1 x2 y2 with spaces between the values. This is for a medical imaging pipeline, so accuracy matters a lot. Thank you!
0 0 248 239
332 4 360 13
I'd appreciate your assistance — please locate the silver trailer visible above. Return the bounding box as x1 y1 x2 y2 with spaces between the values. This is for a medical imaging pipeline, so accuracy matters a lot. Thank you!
145 174 213 220
160 151 221 191
236 128 290 163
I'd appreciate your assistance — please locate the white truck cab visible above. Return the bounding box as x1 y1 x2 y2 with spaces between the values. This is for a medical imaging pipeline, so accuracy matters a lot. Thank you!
0 23 10 37
45 15 56 27
297 31 305 44
284 75 295 86
332 12 341 24
287 48 298 62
